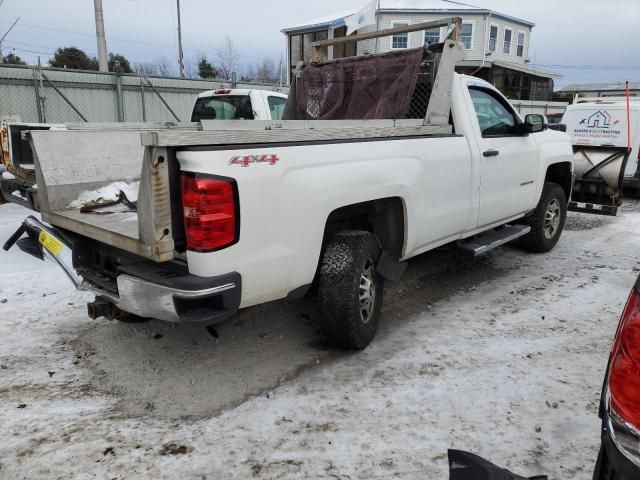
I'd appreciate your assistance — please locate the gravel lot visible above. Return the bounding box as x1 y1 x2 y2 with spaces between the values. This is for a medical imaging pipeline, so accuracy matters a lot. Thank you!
1 200 639 479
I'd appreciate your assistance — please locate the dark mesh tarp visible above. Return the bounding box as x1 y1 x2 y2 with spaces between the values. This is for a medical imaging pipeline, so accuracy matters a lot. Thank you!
292 47 429 120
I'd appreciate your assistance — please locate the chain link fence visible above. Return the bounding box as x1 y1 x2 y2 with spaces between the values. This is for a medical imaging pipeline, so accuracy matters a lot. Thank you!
0 64 289 124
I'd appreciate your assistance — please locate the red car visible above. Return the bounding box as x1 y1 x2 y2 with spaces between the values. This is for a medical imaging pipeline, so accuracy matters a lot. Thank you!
594 275 640 479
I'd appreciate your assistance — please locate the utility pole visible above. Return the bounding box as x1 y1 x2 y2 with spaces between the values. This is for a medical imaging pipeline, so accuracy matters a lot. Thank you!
176 0 185 78
0 16 20 62
93 0 108 72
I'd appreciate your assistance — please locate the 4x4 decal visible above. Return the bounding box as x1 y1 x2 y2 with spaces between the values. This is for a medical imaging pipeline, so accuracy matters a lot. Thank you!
229 154 279 167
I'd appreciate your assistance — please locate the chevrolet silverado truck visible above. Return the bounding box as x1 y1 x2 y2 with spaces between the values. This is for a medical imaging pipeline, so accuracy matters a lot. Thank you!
3 19 609 349
0 89 287 210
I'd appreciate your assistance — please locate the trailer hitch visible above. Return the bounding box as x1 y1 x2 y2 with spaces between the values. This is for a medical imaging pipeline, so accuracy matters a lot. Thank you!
87 297 143 322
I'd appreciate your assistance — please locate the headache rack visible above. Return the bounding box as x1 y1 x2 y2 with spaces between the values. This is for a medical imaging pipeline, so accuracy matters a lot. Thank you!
27 17 466 263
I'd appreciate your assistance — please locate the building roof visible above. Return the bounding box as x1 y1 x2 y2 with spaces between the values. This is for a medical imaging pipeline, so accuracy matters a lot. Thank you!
559 81 640 92
282 0 535 33
457 59 561 80
492 60 562 79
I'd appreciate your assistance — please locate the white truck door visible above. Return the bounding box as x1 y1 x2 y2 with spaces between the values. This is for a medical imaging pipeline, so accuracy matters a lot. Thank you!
467 86 540 227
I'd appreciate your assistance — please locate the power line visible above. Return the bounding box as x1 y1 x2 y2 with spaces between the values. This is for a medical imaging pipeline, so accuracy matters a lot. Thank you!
536 63 640 70
4 44 98 58
0 19 273 60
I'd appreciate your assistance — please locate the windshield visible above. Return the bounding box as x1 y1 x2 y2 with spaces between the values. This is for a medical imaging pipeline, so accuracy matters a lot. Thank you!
191 95 255 121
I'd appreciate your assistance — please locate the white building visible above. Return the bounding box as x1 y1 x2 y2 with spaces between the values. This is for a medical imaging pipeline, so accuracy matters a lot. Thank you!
282 0 559 100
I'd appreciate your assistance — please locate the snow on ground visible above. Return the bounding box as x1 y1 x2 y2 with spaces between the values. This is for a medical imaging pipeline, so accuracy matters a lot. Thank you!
66 181 140 209
1 201 639 479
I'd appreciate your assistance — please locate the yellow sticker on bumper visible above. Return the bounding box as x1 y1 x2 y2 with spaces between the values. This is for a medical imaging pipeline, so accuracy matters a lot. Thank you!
38 231 64 256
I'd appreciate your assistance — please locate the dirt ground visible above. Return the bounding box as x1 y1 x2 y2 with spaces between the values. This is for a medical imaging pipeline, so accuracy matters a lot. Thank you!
1 200 639 479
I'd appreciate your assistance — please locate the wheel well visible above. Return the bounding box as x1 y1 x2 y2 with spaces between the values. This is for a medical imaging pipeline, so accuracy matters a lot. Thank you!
545 162 572 200
323 197 405 259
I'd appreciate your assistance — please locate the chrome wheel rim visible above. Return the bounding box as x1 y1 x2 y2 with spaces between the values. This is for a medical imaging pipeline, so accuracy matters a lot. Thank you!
544 198 561 240
359 257 376 324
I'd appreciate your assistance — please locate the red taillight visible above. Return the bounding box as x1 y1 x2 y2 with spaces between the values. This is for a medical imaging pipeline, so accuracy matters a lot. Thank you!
608 287 640 429
214 89 231 95
181 173 238 252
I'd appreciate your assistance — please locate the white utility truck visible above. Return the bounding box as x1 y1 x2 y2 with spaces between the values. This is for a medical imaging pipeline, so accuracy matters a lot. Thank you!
2 19 614 349
0 89 288 210
562 97 640 211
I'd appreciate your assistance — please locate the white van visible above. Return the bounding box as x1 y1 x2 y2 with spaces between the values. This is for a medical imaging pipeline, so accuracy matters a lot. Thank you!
562 99 640 193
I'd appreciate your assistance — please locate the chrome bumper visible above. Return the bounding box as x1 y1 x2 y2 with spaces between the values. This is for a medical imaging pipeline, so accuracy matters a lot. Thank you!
4 216 241 325
81 274 238 323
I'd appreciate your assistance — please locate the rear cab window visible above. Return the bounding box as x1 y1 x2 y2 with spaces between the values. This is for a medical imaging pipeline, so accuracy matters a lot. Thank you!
191 95 255 122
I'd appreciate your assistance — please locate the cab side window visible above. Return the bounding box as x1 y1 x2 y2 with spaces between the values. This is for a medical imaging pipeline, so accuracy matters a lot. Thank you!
268 96 287 120
469 87 519 137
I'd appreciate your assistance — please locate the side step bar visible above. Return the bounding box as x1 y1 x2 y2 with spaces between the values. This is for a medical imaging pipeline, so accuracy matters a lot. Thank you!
457 224 531 257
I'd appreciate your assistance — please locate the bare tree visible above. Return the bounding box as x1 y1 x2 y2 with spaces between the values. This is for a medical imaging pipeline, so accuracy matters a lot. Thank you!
216 36 239 80
254 57 277 84
133 62 159 76
154 56 175 77
241 63 256 82
133 57 176 77
184 54 203 79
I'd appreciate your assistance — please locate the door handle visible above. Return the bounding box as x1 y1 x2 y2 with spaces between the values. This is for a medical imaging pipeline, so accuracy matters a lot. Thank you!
483 149 500 157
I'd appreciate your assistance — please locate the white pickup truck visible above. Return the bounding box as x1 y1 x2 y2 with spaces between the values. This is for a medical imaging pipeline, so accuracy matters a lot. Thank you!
2 20 597 349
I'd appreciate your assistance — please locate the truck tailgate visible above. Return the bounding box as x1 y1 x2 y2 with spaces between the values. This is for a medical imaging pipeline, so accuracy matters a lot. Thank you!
28 129 175 261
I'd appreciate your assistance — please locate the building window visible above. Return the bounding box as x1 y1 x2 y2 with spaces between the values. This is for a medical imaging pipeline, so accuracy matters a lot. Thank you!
461 23 473 49
391 22 409 49
503 28 512 54
517 31 525 57
488 25 498 52
424 27 440 45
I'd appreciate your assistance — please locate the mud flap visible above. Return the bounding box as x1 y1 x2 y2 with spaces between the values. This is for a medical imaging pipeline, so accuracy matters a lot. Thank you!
569 147 630 216
448 450 548 480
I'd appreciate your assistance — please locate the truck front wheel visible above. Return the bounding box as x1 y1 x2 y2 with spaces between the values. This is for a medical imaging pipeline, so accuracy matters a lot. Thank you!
520 182 567 253
318 231 384 350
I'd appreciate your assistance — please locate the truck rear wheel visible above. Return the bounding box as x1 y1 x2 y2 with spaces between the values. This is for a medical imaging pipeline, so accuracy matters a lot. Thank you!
318 231 384 350
520 182 567 253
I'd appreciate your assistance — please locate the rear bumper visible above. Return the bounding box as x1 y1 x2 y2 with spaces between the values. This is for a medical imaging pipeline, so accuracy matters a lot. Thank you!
594 414 640 480
4 216 241 325
82 270 241 324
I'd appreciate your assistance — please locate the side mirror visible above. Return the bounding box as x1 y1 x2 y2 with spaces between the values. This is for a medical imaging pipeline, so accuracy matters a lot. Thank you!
525 114 546 133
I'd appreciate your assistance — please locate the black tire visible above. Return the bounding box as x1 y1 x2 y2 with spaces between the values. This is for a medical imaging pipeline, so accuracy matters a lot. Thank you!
520 182 567 253
318 231 384 350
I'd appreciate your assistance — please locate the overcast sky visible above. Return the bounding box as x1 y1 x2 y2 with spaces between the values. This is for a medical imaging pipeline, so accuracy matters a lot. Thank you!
1 0 639 86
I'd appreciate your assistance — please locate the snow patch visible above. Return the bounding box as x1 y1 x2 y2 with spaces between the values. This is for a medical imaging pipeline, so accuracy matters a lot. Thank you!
10 190 26 200
67 180 140 209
